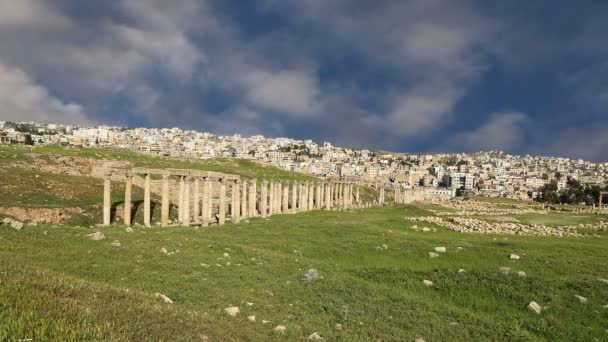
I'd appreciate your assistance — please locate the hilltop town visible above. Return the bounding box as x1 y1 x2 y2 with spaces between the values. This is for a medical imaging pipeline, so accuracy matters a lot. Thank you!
2 121 607 202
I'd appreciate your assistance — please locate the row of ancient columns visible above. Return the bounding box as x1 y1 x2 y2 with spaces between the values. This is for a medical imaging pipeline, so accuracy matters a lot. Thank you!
103 173 381 227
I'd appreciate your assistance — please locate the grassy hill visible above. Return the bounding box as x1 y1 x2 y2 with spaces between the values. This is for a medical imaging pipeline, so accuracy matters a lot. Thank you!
0 143 379 225
1 204 607 340
0 144 317 181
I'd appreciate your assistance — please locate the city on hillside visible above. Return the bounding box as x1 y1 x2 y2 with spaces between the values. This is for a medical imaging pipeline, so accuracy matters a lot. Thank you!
2 120 607 205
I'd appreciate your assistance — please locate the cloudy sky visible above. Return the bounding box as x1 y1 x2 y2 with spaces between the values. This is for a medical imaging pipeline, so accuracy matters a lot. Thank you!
1 1 607 161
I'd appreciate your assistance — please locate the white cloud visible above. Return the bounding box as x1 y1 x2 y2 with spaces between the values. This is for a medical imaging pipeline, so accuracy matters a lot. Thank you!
238 69 320 117
0 0 69 28
263 0 496 136
382 80 465 136
0 62 91 125
445 112 527 152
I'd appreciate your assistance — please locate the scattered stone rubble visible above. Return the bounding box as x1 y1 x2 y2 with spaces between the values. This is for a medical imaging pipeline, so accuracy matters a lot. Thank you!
405 216 598 237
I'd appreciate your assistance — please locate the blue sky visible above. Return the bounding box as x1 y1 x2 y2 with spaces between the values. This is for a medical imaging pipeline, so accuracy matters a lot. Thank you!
1 1 607 161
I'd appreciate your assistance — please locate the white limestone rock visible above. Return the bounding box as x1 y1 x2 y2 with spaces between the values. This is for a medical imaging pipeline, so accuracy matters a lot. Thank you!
574 295 588 304
498 267 511 275
111 240 121 247
302 268 319 281
274 325 287 334
10 220 24 230
509 254 520 260
423 279 434 287
247 315 256 322
225 306 240 317
308 332 323 340
528 301 541 314
428 252 439 258
87 231 105 240
125 227 134 233
517 271 527 277
435 246 447 253
457 269 467 273
155 293 173 304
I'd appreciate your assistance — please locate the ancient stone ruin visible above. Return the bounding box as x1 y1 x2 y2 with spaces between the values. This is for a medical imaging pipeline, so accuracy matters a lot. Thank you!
96 162 379 227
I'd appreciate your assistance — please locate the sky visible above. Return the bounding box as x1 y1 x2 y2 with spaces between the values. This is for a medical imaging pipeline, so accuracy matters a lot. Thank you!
0 1 607 161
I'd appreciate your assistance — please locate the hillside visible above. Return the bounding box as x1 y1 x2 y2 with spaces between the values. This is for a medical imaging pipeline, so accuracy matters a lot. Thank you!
1 205 607 340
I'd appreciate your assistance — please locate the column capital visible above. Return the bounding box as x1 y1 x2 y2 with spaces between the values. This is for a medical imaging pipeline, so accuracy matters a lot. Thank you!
104 172 113 179
262 179 268 184
250 179 257 184
162 174 170 180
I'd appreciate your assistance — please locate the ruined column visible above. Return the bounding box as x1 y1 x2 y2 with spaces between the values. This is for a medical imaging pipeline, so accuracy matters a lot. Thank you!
232 180 240 224
183 177 191 227
144 173 151 227
291 181 298 213
268 181 275 215
201 177 210 226
315 182 321 210
249 179 257 217
218 178 226 225
178 175 185 224
161 175 170 226
324 183 331 210
308 182 314 210
241 179 248 219
103 172 112 226
275 181 281 213
193 178 200 223
261 180 268 218
345 183 349 207
356 186 360 206
124 173 132 225
274 181 280 213
282 181 289 213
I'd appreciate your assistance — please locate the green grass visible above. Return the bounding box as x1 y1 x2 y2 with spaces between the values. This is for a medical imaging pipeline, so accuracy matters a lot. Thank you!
513 212 608 227
1 205 607 341
0 144 315 181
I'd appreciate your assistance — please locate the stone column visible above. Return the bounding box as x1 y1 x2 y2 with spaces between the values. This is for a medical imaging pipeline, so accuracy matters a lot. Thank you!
144 173 151 227
161 175 170 226
183 177 191 227
232 180 240 224
218 178 226 225
103 173 112 226
124 173 132 225
178 176 185 224
324 183 331 210
282 181 289 213
241 180 248 219
308 182 314 210
275 182 281 213
193 178 200 223
249 179 257 217
261 180 268 218
201 177 210 226
291 181 298 213
356 186 360 205
268 181 275 215
315 183 321 210
344 183 349 207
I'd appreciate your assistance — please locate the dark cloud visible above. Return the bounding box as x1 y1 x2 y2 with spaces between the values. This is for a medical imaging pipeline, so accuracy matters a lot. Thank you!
0 0 607 161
